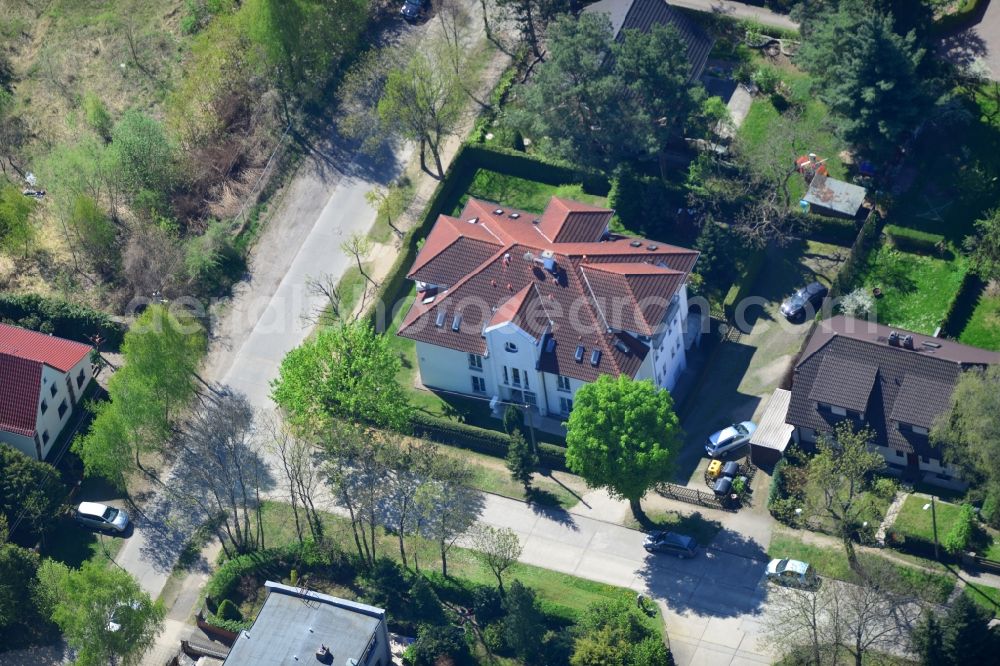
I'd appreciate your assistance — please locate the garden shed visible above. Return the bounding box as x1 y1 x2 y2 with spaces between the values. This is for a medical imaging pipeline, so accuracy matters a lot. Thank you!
802 173 867 219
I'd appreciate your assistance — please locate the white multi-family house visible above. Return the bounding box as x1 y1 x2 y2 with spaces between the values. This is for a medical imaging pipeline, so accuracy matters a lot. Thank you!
0 323 95 460
397 196 700 418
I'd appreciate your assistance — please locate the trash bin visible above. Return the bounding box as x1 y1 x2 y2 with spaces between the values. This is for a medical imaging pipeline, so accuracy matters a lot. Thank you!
707 459 723 480
722 461 740 479
713 476 733 497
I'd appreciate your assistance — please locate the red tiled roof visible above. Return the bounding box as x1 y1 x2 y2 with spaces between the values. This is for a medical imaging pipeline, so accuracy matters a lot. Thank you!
0 352 42 437
0 322 94 372
537 197 614 243
581 263 685 336
398 197 698 383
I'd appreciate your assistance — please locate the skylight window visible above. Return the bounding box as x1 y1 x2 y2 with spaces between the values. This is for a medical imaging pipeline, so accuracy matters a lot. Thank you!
575 345 585 362
590 349 602 366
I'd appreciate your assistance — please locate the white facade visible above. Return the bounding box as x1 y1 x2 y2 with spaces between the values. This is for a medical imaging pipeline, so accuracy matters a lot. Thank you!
413 284 693 417
0 355 93 461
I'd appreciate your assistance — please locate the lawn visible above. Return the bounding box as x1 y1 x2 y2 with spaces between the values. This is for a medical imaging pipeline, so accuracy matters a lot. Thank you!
852 245 969 334
959 290 1000 351
965 583 1000 618
891 495 967 544
258 501 662 633
738 64 849 205
768 531 955 604
453 170 607 216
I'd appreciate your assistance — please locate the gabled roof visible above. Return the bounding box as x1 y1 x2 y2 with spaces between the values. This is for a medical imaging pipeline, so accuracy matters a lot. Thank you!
0 352 43 437
584 0 715 82
787 316 1000 457
0 322 93 372
398 197 698 383
537 197 614 244
580 262 685 336
807 356 878 414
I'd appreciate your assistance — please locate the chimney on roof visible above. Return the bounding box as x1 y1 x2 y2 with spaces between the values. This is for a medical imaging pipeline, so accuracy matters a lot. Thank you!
902 335 914 350
888 331 900 347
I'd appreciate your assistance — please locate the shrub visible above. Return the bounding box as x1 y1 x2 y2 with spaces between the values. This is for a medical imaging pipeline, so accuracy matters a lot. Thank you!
473 585 505 625
502 404 524 434
482 622 507 654
216 598 242 622
872 477 899 502
362 558 409 613
410 624 471 666
884 225 946 255
410 576 447 626
942 504 975 555
840 287 875 318
752 66 781 94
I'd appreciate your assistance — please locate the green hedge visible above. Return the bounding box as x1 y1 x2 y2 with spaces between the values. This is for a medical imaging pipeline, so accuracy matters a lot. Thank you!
942 503 976 555
883 225 946 255
831 210 883 298
411 411 567 471
0 293 125 348
723 250 766 319
940 272 984 337
800 213 859 246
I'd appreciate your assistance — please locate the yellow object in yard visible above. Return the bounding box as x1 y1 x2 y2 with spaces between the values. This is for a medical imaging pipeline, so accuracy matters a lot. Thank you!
707 459 723 480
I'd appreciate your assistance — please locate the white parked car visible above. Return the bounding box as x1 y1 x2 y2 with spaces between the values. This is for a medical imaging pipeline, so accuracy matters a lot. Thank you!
75 501 129 533
705 421 757 458
766 558 818 588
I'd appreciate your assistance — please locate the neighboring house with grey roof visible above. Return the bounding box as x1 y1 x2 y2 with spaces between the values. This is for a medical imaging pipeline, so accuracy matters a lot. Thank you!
223 582 390 666
787 315 1000 489
397 196 700 420
584 0 714 82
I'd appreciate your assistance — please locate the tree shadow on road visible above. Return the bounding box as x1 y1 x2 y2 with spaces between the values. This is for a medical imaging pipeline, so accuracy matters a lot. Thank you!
635 526 769 618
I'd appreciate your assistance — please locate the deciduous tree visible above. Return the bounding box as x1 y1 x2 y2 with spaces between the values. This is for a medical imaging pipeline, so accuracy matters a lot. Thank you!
175 390 272 556
965 208 1000 282
564 374 682 522
0 446 65 546
416 455 483 577
933 366 1000 526
805 422 884 570
35 559 164 666
377 42 465 179
473 525 522 592
0 183 36 257
271 319 412 433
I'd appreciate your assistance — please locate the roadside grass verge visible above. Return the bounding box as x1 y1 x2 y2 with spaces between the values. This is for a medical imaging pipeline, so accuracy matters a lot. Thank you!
965 583 1000 618
768 531 955 604
851 246 968 334
258 501 662 634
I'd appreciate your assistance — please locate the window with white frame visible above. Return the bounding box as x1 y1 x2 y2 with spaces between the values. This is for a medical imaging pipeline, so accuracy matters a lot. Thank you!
559 397 573 414
468 353 483 371
505 341 518 353
512 368 521 386
557 375 571 392
471 376 486 393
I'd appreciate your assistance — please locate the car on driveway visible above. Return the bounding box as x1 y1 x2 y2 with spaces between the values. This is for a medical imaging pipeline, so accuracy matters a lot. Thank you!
780 281 828 321
643 531 698 558
705 422 756 458
75 501 129 533
400 0 429 22
766 558 818 588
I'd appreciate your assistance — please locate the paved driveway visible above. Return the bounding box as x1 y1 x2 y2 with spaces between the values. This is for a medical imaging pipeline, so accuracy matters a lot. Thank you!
940 1 1000 80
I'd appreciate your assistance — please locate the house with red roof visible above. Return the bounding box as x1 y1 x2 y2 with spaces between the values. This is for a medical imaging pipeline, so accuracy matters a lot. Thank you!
0 323 95 460
397 196 700 418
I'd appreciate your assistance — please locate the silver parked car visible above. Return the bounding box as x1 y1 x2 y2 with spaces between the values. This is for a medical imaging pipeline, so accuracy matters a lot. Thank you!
75 501 129 533
705 422 757 458
766 558 818 588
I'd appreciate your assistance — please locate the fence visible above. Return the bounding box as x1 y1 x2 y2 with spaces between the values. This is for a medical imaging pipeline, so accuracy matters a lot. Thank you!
655 482 732 511
968 554 1000 576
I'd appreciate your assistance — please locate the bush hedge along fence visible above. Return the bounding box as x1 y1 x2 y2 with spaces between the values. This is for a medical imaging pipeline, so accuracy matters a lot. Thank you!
830 210 884 298
0 293 126 348
412 411 568 471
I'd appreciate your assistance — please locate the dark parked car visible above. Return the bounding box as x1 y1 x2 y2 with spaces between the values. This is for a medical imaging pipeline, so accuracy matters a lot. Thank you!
780 282 828 320
401 0 429 22
643 531 698 558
